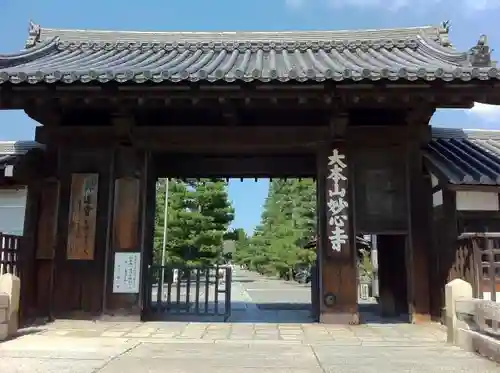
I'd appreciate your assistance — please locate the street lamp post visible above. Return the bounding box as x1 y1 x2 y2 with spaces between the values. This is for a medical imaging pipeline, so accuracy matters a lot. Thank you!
160 178 169 300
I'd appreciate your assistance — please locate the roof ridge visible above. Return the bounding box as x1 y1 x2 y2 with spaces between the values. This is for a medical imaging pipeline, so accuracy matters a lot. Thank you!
26 20 448 48
38 24 441 36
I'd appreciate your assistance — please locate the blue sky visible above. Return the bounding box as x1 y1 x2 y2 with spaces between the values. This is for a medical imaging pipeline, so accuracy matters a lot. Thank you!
1 0 499 234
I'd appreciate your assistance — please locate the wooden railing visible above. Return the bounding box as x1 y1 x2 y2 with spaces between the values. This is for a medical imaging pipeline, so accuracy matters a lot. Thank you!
456 298 500 337
0 233 21 277
446 279 500 363
457 232 500 300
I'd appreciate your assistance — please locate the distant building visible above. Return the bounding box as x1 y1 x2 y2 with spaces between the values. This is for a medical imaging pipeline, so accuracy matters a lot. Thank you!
0 141 41 235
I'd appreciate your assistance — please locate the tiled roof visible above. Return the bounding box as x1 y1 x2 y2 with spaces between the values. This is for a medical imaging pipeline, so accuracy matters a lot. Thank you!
0 141 41 155
0 22 497 84
0 141 42 177
425 128 500 186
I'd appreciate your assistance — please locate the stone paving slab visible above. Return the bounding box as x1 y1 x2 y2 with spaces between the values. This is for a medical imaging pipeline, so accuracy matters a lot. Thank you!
1 323 500 373
2 269 498 372
0 358 107 373
31 320 447 344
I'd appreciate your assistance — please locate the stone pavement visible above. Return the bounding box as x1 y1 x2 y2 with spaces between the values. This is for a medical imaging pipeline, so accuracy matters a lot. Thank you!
1 269 499 372
1 321 499 372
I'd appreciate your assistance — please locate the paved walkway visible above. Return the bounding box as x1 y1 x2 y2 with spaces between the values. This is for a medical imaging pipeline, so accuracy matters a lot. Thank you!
1 269 499 372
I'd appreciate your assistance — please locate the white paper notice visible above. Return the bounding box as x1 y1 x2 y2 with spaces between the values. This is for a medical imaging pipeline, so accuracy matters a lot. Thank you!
112 252 141 293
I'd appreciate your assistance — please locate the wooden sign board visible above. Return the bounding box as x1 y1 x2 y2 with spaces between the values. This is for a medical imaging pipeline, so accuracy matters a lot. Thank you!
66 173 99 260
112 252 141 293
112 177 140 250
325 147 350 257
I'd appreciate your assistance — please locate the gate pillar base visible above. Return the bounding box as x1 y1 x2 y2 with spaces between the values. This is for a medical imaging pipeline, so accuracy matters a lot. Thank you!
320 311 359 325
99 313 141 322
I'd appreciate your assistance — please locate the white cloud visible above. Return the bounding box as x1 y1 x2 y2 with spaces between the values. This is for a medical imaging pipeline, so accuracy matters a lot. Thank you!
285 0 500 12
467 102 500 123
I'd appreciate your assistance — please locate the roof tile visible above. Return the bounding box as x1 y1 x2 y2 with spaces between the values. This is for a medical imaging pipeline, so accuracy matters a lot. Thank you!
426 128 500 186
0 23 497 84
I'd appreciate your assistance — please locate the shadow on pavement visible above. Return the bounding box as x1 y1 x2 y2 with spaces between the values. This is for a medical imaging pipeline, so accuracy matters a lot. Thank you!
358 303 411 324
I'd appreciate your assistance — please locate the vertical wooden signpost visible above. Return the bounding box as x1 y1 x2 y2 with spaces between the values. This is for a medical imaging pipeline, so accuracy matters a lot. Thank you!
326 148 349 256
67 173 99 260
320 144 358 324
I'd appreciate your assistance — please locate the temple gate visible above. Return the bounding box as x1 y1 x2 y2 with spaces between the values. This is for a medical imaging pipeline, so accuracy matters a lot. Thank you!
0 22 499 324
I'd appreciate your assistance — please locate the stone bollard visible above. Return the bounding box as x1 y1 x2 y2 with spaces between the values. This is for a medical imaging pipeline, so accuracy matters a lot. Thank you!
0 273 21 339
0 292 8 340
445 278 473 350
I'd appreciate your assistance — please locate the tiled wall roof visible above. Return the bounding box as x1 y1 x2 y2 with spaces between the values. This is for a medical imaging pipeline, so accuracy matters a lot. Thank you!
426 128 500 185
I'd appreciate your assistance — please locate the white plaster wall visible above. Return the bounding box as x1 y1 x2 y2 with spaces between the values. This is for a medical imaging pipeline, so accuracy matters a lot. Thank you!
430 173 439 188
0 188 27 236
456 191 499 211
433 190 443 207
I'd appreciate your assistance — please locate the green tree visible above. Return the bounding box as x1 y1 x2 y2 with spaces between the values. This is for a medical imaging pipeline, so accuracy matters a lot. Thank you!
154 178 234 267
236 178 317 279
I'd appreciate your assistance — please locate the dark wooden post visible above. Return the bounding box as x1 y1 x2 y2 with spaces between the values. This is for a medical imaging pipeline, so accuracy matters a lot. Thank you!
50 147 112 318
18 180 40 322
406 113 433 323
316 122 358 324
102 146 154 320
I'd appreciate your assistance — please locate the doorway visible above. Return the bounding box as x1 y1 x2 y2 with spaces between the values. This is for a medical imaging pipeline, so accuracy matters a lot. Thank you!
359 234 410 323
144 173 318 324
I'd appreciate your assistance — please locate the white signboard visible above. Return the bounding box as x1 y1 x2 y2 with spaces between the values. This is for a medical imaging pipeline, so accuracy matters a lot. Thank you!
327 148 348 252
112 252 141 293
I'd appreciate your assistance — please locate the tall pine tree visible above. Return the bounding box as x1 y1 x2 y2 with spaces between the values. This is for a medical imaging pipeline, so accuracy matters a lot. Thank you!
235 178 317 278
154 178 234 266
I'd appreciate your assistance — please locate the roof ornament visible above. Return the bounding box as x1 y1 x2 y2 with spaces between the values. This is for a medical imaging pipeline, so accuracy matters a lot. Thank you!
440 20 451 33
25 20 41 48
468 34 493 67
438 20 451 46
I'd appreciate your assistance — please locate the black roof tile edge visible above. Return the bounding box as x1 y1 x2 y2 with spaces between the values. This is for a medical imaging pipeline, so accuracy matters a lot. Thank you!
426 127 500 186
0 141 44 155
431 127 500 140
1 68 498 85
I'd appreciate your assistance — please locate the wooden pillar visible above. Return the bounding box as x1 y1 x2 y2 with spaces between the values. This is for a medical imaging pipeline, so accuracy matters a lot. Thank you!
317 139 358 324
406 117 433 323
18 181 41 323
17 148 59 322
34 178 60 320
51 147 112 318
102 147 154 319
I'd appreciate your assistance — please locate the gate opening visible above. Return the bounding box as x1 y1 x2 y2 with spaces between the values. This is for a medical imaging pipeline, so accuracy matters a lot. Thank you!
358 234 410 323
145 177 316 323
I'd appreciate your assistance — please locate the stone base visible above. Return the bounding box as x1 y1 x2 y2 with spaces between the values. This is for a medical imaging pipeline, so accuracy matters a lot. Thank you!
100 306 142 322
320 311 360 325
0 323 7 341
0 308 6 324
412 313 432 324
7 312 18 335
99 314 142 322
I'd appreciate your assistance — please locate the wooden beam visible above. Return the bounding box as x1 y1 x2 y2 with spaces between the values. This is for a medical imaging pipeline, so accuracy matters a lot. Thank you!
36 126 330 154
446 184 500 193
4 82 500 110
154 155 316 178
